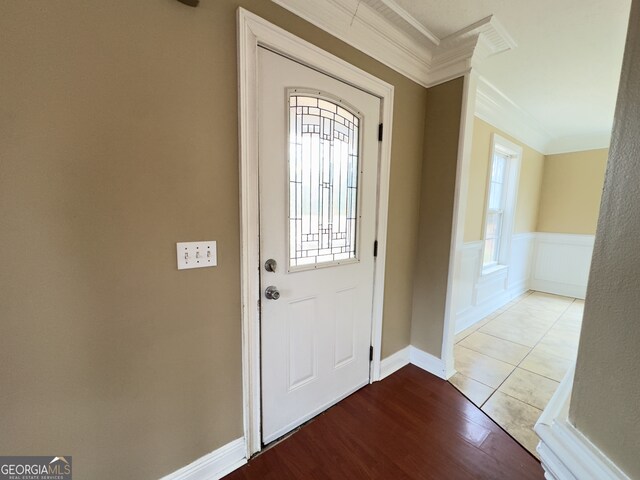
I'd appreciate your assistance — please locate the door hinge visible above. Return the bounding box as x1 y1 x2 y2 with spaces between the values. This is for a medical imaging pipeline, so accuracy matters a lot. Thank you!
378 123 383 142
369 346 374 362
373 240 378 258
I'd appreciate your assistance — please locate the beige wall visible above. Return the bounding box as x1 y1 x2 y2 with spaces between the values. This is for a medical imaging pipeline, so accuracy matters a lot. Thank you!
410 78 464 356
570 1 640 477
0 1 429 478
464 118 545 242
465 118 606 242
378 70 428 358
537 149 608 234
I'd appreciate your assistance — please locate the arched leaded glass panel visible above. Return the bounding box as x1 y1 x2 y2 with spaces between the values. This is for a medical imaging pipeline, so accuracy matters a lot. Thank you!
288 93 360 269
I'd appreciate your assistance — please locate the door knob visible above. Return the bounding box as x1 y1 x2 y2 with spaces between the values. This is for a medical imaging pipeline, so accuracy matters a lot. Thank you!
265 286 280 300
264 259 277 272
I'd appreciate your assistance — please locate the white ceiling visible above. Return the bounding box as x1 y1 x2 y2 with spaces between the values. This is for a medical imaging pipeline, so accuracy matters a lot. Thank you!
367 0 631 153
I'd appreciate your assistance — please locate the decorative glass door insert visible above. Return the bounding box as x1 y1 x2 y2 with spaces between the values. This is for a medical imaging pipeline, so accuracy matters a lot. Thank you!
288 91 361 270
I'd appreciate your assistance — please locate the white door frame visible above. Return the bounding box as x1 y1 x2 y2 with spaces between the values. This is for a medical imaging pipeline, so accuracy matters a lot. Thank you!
237 8 395 457
440 71 478 379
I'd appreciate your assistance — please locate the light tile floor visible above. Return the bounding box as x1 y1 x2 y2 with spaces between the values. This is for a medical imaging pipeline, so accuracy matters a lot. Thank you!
450 290 583 457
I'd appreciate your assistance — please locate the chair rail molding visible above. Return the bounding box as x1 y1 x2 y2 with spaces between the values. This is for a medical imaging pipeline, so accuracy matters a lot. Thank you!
269 0 516 87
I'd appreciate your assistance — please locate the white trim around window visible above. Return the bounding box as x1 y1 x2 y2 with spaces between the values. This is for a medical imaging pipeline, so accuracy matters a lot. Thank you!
480 133 522 276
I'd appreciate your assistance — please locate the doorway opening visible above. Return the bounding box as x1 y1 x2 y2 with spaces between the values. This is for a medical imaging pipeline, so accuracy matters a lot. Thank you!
449 116 602 456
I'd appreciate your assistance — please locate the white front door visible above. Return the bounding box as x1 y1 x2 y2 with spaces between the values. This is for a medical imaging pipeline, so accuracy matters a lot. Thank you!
258 47 381 444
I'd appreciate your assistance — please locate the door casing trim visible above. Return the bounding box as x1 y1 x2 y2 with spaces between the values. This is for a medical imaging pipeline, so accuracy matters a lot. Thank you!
237 7 394 457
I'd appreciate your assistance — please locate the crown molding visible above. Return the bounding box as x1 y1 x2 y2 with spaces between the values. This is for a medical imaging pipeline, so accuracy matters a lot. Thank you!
440 15 516 54
375 0 440 46
475 76 553 153
270 0 431 86
475 76 612 154
269 0 516 88
545 133 612 155
426 16 516 86
268 0 607 154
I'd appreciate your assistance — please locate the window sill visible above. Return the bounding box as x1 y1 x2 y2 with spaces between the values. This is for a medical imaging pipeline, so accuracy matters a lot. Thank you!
481 264 508 277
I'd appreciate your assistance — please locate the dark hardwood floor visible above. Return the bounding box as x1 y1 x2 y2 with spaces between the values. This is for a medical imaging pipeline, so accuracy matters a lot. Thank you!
226 365 544 479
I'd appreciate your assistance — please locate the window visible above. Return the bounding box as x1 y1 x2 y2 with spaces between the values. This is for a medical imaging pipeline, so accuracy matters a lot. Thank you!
483 151 509 267
288 92 361 270
482 135 522 273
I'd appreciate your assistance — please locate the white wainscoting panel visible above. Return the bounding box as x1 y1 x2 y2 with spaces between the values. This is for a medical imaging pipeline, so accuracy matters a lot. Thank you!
160 438 247 480
455 233 535 333
455 241 483 317
475 267 509 306
531 233 595 299
509 232 536 292
455 232 593 332
535 367 630 480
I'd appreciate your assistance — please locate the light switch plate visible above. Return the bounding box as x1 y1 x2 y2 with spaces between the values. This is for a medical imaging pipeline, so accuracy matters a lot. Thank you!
177 241 217 270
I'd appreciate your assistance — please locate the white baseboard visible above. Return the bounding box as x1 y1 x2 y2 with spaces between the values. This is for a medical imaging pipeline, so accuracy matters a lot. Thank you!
530 280 587 299
409 346 447 379
535 367 630 480
160 437 247 480
379 346 411 380
455 283 528 334
379 345 447 380
444 358 457 380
